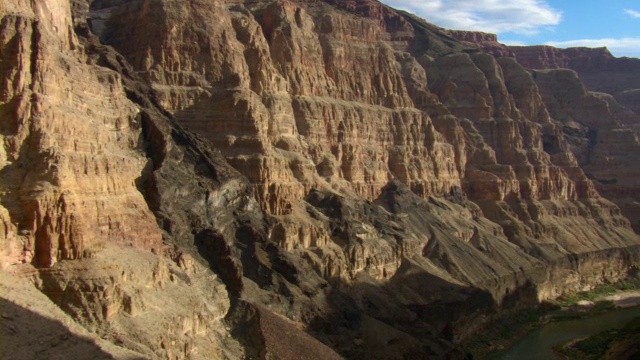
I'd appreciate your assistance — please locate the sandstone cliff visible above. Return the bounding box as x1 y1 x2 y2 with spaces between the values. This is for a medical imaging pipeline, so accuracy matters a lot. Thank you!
510 45 640 116
445 30 515 58
2 0 640 359
501 45 640 233
442 33 640 234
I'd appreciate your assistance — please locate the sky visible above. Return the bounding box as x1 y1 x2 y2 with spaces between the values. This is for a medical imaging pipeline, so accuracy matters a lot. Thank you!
379 0 640 58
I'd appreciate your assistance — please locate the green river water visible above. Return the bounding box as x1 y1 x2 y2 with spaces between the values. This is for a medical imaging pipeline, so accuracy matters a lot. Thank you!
488 306 640 359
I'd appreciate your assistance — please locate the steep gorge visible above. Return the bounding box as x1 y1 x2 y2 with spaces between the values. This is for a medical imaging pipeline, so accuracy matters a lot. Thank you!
1 0 640 359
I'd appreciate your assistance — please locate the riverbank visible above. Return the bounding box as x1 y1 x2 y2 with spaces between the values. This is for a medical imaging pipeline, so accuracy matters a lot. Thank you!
498 305 640 360
553 315 640 359
566 290 640 311
546 281 640 359
465 277 640 358
602 291 640 308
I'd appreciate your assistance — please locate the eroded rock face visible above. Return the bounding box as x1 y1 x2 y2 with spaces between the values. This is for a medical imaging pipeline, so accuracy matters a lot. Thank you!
97 0 638 258
36 246 238 359
0 0 163 268
1 0 640 359
510 45 640 114
510 46 616 71
446 30 515 58
616 89 640 114
508 46 640 233
444 34 640 234
0 1 244 358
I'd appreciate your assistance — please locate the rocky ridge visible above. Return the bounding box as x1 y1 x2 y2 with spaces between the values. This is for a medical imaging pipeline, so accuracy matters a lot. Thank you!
505 45 640 234
1 0 640 359
447 31 640 234
501 45 640 126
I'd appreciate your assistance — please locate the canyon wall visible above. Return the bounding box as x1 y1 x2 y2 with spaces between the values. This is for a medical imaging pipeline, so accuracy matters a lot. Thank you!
503 45 640 233
446 33 640 234
509 45 640 123
510 45 640 97
1 0 640 359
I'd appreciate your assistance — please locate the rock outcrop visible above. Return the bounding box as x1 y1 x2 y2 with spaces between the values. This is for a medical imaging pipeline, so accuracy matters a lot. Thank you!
449 33 640 234
2 0 640 359
0 0 163 269
510 45 640 114
504 45 640 233
446 30 515 58
510 46 616 71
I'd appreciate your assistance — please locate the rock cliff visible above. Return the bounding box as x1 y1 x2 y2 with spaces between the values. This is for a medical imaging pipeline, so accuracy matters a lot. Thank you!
1 0 640 359
445 30 515 58
509 45 640 117
441 33 640 234
503 45 640 233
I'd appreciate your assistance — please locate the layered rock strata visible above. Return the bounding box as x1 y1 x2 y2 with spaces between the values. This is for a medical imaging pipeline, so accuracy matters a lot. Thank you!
501 46 640 232
445 32 640 234
0 1 244 357
445 30 515 57
509 45 640 128
1 0 640 359
509 45 640 97
0 0 163 269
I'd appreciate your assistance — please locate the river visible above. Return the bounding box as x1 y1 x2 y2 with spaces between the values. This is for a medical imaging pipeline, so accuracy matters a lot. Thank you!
488 306 640 359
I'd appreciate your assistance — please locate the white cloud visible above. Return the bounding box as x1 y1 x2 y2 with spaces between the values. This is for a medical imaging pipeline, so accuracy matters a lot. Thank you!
380 0 562 35
625 9 640 18
544 38 640 58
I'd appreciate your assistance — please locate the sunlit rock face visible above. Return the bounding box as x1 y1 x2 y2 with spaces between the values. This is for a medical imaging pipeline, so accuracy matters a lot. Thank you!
99 0 637 273
1 0 640 359
445 32 640 235
0 0 163 268
504 44 640 233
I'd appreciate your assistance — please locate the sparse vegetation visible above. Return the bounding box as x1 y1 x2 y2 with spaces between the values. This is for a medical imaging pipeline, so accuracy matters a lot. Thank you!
467 276 640 358
555 277 640 308
554 317 640 360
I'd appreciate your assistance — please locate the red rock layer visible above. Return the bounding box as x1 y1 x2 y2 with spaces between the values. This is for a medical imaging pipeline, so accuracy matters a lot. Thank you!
510 45 640 98
0 0 162 268
94 0 639 282
445 30 515 57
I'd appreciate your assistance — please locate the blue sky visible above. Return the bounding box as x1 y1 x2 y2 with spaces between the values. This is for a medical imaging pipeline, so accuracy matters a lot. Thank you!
379 0 640 58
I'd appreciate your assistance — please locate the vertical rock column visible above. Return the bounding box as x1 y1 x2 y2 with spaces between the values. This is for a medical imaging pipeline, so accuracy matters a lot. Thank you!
0 0 162 267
